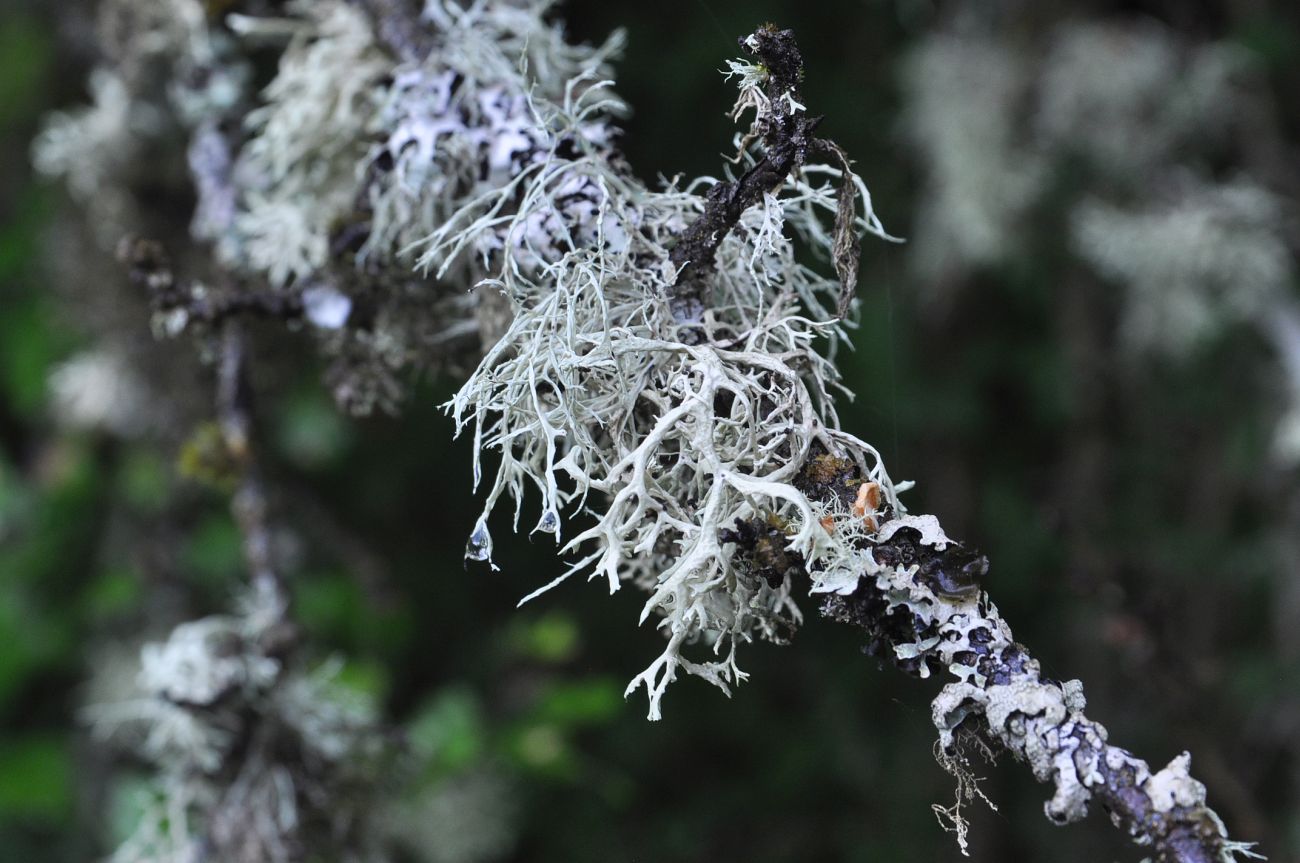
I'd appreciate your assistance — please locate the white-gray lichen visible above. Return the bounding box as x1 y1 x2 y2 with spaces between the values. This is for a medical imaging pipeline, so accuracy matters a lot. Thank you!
86 594 390 863
48 348 160 438
901 13 1297 462
821 516 1258 861
1034 21 1244 174
414 22 898 719
899 30 1043 282
1073 179 1292 356
232 1 390 287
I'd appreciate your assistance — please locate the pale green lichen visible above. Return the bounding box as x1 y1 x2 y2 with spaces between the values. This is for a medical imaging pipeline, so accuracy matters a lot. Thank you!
86 596 389 863
1073 180 1292 357
425 47 898 717
232 1 390 286
900 31 1044 282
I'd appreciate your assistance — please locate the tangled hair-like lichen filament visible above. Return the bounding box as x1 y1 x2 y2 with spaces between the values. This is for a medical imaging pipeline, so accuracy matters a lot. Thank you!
427 43 898 718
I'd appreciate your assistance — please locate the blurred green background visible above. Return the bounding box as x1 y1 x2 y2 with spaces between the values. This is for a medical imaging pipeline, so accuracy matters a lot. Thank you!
2 0 1298 861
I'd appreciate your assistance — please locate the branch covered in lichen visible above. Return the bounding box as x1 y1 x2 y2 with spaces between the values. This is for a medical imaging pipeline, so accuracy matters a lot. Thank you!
669 25 888 321
769 455 1253 863
33 2 1258 859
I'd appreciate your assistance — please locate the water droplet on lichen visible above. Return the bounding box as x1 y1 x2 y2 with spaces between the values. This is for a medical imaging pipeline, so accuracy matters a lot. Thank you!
534 509 560 535
465 520 492 562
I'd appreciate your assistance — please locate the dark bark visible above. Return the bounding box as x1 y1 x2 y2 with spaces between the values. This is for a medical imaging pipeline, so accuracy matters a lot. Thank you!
668 26 861 322
117 236 304 327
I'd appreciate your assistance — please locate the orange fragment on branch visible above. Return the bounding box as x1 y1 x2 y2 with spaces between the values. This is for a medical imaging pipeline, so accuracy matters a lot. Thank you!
851 481 882 533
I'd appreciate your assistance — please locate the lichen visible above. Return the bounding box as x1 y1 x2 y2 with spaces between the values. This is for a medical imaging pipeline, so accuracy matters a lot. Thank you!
85 595 389 863
824 510 1255 861
420 22 897 718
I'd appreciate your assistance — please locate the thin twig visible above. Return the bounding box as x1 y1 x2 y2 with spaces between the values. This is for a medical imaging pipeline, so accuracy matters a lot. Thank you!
216 323 290 627
117 236 304 328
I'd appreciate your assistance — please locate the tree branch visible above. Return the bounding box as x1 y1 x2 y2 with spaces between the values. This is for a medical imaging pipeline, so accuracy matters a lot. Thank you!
701 26 1254 863
756 453 1250 863
215 322 289 628
116 236 292 632
117 236 304 330
669 25 861 321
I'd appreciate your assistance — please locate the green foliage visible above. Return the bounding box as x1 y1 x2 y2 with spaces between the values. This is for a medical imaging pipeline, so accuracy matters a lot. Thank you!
409 688 488 775
179 512 243 586
505 612 581 665
0 14 50 128
0 735 72 821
